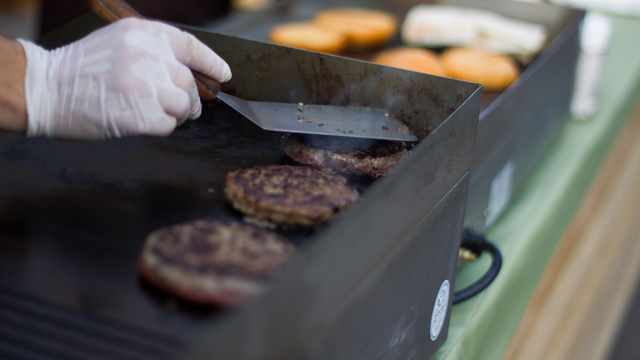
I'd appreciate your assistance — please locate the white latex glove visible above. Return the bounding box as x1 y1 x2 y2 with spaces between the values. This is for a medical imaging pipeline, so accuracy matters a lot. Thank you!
18 18 232 140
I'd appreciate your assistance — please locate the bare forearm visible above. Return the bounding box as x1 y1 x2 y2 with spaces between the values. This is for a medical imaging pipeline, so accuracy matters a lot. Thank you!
0 36 27 133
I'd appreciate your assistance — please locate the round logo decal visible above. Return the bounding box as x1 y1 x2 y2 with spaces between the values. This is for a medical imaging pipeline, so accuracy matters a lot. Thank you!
430 280 449 341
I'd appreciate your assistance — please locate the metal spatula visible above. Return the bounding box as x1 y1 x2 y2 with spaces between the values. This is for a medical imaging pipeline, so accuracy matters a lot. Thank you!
87 0 418 141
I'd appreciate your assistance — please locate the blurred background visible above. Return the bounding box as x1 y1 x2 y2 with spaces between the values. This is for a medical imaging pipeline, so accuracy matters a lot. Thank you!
0 0 233 40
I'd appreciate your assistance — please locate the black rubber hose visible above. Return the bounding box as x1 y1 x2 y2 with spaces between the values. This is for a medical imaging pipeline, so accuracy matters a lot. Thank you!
452 228 503 304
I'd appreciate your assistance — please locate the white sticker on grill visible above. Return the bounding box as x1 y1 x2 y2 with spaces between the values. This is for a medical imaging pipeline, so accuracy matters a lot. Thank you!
485 159 515 227
430 280 449 341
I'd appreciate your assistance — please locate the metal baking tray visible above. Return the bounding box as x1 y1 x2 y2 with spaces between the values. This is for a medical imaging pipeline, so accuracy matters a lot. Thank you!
0 14 482 360
206 0 583 232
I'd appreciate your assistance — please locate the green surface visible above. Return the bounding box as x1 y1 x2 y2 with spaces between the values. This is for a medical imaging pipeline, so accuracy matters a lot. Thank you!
434 14 640 360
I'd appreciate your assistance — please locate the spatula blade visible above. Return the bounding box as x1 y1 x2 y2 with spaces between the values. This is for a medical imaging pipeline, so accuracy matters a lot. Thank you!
216 92 418 141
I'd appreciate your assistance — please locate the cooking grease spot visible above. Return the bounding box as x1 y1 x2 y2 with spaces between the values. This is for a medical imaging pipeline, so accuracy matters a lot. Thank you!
297 115 312 123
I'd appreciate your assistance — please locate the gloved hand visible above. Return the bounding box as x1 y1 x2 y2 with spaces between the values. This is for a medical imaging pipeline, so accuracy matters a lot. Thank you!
18 18 232 140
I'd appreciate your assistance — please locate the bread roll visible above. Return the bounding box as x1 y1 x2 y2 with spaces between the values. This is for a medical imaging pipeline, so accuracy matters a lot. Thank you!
371 47 446 76
440 47 519 91
313 7 398 51
269 21 347 54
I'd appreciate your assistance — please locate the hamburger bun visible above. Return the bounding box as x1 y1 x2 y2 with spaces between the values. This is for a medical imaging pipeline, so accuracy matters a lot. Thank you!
313 7 398 51
440 47 519 91
371 47 446 76
269 21 347 54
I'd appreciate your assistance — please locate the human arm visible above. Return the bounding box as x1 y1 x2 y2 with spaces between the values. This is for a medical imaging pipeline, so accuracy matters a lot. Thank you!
3 18 232 140
0 35 28 133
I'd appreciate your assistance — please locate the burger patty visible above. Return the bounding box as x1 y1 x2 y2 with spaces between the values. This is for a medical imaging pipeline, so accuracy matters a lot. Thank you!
138 219 295 308
280 133 412 177
224 164 360 227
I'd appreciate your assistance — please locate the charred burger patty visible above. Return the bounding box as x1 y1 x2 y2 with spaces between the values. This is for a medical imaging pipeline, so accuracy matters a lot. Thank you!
224 164 360 227
280 133 412 177
138 219 295 308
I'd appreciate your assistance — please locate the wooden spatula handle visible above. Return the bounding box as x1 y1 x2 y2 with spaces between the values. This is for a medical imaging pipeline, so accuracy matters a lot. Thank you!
87 0 221 100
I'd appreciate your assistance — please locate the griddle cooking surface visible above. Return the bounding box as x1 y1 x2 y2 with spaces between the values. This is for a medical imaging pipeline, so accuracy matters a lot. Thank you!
0 100 349 341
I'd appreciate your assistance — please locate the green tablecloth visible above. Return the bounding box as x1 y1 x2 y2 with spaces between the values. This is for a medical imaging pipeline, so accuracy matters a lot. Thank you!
434 14 640 360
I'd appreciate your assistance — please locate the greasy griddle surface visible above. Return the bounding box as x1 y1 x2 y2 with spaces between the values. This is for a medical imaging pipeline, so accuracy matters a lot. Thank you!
0 101 374 336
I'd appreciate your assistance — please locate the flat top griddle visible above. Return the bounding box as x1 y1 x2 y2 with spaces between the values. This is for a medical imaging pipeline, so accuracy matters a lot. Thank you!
0 12 484 359
0 100 376 345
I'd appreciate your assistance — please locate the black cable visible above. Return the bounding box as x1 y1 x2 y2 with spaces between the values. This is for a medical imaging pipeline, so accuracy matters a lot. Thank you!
452 228 503 304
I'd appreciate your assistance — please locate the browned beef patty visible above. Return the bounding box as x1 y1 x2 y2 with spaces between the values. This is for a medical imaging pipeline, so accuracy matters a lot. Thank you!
224 164 360 227
280 133 412 177
138 219 294 308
